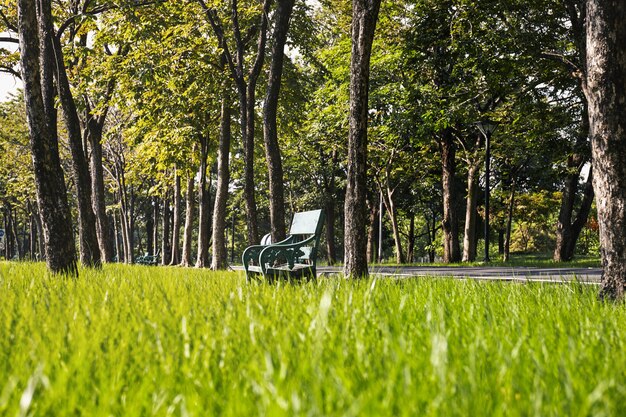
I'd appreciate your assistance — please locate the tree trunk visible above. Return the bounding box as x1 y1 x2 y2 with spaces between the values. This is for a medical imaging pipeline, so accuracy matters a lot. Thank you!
196 135 211 268
381 185 404 264
161 194 171 266
18 0 77 275
211 95 231 270
325 195 337 265
554 166 579 261
503 180 516 262
146 202 154 257
462 162 480 262
323 150 339 265
343 0 381 278
5 206 14 260
428 206 437 263
366 192 379 264
118 184 134 264
554 161 595 262
85 101 114 262
152 196 159 257
170 171 181 265
29 207 36 259
440 128 461 263
565 168 595 260
51 29 100 268
112 212 120 262
181 174 195 267
202 1 271 246
407 213 415 263
118 209 128 263
584 0 626 300
32 204 45 259
12 211 22 260
263 0 294 243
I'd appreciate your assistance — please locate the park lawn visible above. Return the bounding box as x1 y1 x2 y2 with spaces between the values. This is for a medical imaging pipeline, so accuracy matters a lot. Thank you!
0 262 624 416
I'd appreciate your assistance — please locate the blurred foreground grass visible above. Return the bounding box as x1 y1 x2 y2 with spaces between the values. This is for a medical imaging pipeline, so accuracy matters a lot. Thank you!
0 262 623 416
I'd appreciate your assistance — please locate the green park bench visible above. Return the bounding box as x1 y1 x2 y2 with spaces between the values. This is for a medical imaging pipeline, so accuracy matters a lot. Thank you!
135 250 160 266
243 209 325 281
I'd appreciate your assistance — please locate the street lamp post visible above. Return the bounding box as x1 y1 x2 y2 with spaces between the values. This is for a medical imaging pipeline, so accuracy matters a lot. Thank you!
475 120 499 262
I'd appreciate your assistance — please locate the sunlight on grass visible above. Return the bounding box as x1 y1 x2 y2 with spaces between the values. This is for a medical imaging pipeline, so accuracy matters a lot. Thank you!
0 262 623 416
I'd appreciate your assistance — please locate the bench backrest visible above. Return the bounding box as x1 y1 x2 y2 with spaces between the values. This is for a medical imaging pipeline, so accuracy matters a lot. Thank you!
289 209 324 263
289 209 324 236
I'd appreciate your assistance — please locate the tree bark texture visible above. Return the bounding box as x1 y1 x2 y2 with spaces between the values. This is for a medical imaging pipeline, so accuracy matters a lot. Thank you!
440 129 461 263
161 194 171 266
50 32 100 268
323 150 339 265
381 183 404 264
325 194 337 265
407 213 415 263
343 0 381 278
462 162 480 262
196 135 210 268
584 0 626 300
202 0 272 246
113 213 121 262
30 202 45 259
366 192 379 264
18 0 77 275
566 169 595 260
263 0 294 243
146 202 154 257
119 209 128 263
181 174 195 267
85 91 114 262
554 100 592 262
211 96 231 270
503 180 516 262
554 164 595 262
170 171 181 265
152 196 159 257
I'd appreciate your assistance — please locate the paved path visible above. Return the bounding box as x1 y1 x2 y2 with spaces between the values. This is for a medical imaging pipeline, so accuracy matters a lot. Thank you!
318 266 601 283
235 265 602 284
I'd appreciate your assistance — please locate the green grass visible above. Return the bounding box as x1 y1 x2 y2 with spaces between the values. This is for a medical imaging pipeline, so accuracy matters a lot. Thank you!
0 262 623 416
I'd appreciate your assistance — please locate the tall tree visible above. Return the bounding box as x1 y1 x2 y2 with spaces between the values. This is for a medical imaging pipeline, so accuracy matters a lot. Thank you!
84 85 115 262
262 0 295 243
211 92 232 270
343 0 381 277
181 173 195 267
544 0 594 262
17 0 77 275
199 0 271 245
169 169 181 265
584 0 626 300
461 133 483 262
52 34 101 267
196 135 211 268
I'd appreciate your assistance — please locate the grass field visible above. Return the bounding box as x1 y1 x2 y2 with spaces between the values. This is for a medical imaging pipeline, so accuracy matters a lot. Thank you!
0 262 624 416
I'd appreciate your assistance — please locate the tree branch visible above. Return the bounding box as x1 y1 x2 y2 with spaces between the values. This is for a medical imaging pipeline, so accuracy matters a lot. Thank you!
0 65 21 79
0 8 17 32
57 0 163 38
540 51 583 80
248 0 271 82
198 1 239 82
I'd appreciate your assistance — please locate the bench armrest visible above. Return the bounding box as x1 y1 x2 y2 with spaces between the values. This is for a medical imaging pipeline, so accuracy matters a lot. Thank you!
242 236 294 271
259 235 317 274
